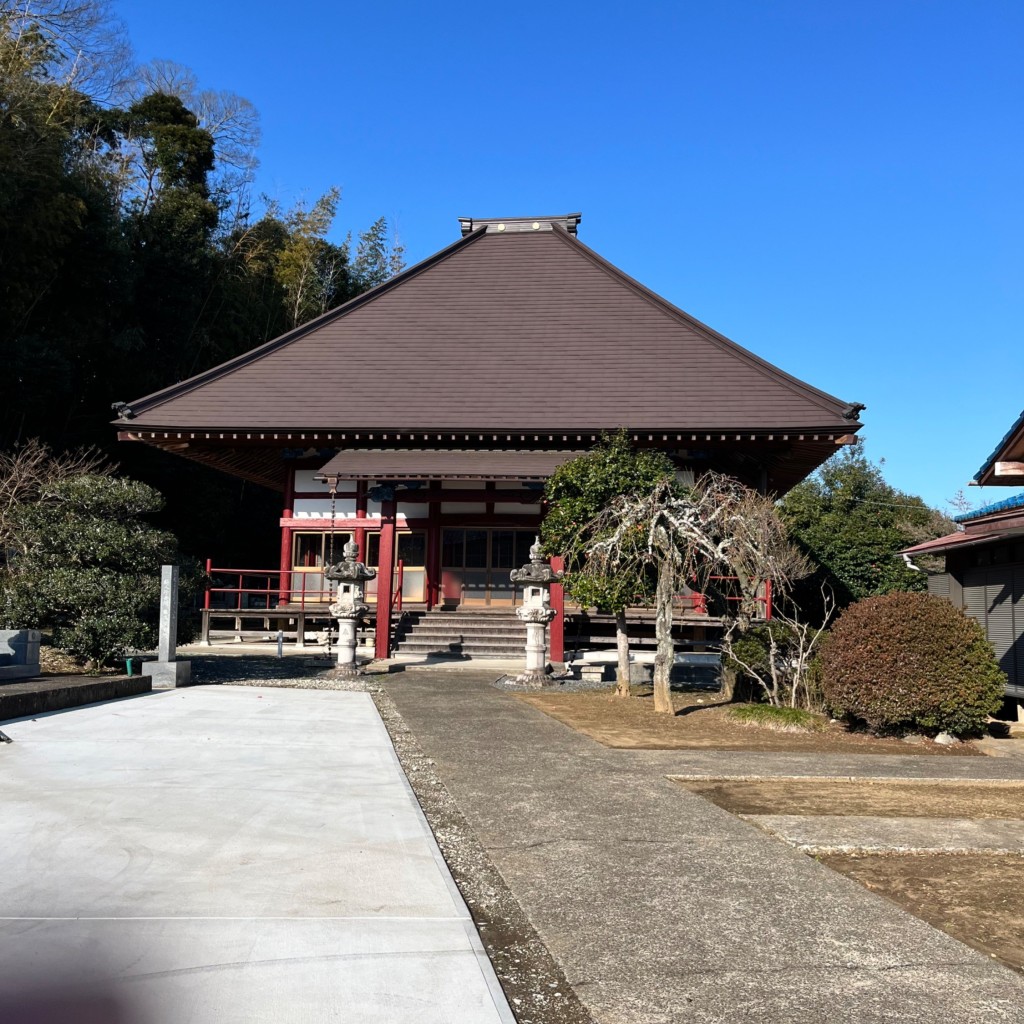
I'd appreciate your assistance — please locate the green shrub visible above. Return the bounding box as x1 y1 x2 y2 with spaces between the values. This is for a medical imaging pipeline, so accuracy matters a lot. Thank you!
0 475 202 668
727 704 826 732
819 592 1005 736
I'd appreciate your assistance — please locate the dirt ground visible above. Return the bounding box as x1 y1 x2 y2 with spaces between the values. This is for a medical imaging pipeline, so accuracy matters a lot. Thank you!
519 687 980 755
678 778 1024 818
824 853 1024 973
679 776 1024 974
38 646 88 674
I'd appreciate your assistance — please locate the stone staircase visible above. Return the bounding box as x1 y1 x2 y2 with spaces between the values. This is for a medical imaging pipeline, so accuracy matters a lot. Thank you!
393 609 527 659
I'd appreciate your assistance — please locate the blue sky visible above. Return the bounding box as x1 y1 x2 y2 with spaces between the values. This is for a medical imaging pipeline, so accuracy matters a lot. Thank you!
116 0 1023 514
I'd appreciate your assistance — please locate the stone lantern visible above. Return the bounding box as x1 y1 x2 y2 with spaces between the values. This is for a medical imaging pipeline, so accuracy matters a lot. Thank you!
325 539 377 676
509 537 565 687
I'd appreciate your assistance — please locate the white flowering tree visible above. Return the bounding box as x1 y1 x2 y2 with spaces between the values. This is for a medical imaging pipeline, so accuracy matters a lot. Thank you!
580 479 727 713
578 473 811 713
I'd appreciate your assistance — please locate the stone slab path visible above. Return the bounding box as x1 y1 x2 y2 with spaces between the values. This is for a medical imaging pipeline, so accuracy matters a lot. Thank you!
382 672 1024 1024
745 814 1024 854
0 686 514 1024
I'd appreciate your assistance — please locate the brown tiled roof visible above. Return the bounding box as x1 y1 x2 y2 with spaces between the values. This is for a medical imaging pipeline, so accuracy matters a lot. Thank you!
902 524 1024 556
975 408 1024 487
901 531 975 555
117 221 859 435
314 449 583 480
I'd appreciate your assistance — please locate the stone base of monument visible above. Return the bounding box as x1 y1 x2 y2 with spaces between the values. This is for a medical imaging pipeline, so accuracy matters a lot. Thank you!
497 667 557 689
323 662 364 679
0 629 41 682
143 660 192 688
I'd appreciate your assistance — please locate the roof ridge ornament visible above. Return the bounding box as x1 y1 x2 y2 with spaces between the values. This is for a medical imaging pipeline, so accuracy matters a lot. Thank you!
458 213 581 237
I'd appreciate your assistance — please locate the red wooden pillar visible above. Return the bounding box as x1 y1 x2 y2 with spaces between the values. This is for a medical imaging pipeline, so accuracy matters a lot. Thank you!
549 554 565 663
426 492 441 610
374 498 397 659
278 469 295 604
354 481 368 560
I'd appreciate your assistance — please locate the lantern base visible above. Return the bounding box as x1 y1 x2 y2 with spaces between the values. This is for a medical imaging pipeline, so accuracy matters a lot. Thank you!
501 668 557 689
324 663 363 679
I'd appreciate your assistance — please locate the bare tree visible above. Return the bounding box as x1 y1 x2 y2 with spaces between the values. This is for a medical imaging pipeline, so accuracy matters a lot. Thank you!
718 586 836 708
693 472 812 625
581 479 729 713
1 0 133 101
575 473 812 713
0 439 110 554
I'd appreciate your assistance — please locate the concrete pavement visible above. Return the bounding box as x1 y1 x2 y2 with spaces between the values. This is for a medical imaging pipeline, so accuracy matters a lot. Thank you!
0 686 514 1024
381 672 1024 1024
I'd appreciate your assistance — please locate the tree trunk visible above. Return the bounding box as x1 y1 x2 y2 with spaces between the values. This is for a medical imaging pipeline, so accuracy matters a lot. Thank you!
615 609 631 698
653 560 675 714
720 665 737 702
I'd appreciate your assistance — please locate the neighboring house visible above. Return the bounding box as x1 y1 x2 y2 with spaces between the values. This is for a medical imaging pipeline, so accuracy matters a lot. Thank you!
904 408 1024 699
113 212 862 659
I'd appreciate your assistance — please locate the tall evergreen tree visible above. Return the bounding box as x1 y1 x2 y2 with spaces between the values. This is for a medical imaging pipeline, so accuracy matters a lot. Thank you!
779 441 953 603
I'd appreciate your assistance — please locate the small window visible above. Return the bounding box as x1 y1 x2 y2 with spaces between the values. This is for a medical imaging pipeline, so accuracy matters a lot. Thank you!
515 532 535 566
442 530 464 567
397 532 426 566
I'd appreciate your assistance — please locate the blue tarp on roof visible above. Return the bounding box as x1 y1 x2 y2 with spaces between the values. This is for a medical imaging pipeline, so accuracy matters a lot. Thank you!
975 407 1024 482
955 490 1024 523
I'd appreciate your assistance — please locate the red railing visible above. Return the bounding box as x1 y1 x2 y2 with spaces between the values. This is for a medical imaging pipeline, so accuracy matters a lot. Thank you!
202 561 772 622
203 560 404 613
203 564 329 611
391 560 404 613
674 578 773 619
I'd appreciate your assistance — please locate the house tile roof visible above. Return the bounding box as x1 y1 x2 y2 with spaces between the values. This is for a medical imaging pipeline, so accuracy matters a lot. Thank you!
955 490 1024 523
975 408 1024 487
902 531 976 555
115 220 860 436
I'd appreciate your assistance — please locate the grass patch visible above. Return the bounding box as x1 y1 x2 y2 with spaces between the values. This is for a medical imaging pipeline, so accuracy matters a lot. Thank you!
727 704 827 733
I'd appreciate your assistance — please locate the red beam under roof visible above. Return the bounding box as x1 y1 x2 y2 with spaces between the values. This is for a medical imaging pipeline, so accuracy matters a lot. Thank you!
314 449 586 481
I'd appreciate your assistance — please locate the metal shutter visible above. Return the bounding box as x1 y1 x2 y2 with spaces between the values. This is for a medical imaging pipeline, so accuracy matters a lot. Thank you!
963 564 1024 690
1014 568 1024 690
986 566 1017 681
927 573 951 600
963 568 988 628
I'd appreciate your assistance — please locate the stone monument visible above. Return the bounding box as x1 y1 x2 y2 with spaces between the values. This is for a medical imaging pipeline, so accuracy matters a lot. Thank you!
509 538 564 687
143 565 192 688
325 539 376 676
0 629 41 682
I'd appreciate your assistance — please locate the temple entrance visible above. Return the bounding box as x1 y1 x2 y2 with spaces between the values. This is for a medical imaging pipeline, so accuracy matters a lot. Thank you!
441 529 536 607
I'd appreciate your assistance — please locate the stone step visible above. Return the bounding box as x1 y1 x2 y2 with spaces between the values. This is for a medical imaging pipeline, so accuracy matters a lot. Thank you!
393 608 538 657
402 623 525 635
397 640 528 656
409 610 524 618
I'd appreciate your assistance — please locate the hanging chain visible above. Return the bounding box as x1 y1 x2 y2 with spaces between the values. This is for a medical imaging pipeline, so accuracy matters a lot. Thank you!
326 481 337 660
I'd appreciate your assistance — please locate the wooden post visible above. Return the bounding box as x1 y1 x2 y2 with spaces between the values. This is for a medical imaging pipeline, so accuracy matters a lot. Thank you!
426 495 441 610
279 469 294 604
354 481 367 563
549 555 565 662
374 498 397 659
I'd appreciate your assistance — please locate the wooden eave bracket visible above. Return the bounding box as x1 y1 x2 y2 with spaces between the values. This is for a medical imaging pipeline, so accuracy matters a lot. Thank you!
994 461 1024 477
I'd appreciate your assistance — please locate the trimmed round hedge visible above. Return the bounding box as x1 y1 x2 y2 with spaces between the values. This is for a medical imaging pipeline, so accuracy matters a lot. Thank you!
820 592 1005 736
